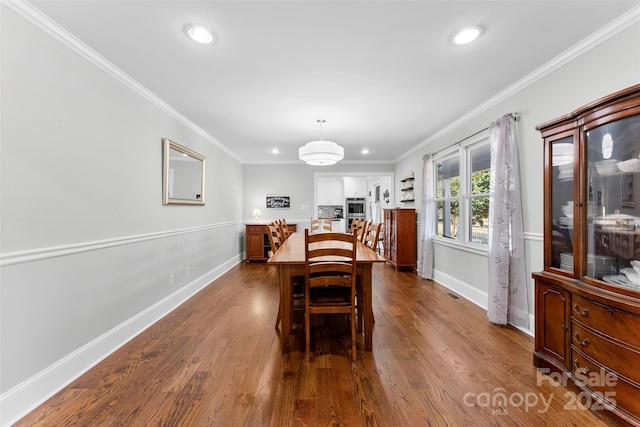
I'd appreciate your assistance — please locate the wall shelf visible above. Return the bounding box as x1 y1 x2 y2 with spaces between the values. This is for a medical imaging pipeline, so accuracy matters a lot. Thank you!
400 173 415 203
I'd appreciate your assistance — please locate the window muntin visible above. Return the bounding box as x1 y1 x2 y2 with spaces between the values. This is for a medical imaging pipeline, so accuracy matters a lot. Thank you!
433 137 490 246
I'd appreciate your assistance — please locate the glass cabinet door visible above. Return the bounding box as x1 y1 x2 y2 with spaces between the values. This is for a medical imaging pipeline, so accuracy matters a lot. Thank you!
585 114 640 290
550 136 576 273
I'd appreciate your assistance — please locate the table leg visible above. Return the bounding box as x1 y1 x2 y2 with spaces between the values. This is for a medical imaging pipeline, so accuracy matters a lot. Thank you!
360 264 373 351
279 264 292 353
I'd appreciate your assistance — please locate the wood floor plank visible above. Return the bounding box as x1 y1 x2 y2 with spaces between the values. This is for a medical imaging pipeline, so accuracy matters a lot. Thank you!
14 262 628 426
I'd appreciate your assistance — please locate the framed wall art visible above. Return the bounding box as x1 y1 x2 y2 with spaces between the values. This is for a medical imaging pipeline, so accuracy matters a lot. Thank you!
266 195 291 209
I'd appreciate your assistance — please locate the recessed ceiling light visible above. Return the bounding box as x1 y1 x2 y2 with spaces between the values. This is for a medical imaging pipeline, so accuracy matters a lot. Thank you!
452 26 483 45
184 24 215 44
271 148 280 154
361 148 370 155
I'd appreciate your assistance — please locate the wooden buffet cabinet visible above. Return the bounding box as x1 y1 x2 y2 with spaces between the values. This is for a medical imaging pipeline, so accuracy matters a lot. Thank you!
533 85 640 425
245 223 296 262
383 208 416 270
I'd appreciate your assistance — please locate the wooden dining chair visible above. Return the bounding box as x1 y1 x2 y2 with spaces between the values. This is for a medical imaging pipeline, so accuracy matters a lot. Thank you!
273 219 283 240
363 222 382 252
279 218 292 240
304 229 358 362
355 220 368 242
269 224 305 331
310 218 331 233
348 218 361 234
266 224 283 257
310 218 321 233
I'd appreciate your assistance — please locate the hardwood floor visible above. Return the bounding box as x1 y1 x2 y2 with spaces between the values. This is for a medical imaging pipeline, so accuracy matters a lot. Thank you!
16 262 627 426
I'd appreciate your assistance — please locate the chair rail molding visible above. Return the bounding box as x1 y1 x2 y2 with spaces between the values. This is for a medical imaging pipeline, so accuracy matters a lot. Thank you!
0 222 239 267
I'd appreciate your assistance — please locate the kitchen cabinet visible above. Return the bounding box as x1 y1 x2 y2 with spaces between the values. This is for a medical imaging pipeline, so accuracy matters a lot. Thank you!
245 223 296 262
533 84 640 425
331 218 346 233
383 208 416 270
317 177 343 205
343 177 368 198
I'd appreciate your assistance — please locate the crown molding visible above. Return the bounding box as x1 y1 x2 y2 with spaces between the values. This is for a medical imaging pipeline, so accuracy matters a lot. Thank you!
398 5 640 162
2 0 243 163
5 1 638 166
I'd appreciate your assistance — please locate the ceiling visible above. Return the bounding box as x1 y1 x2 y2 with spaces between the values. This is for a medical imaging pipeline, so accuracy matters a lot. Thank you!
29 0 639 164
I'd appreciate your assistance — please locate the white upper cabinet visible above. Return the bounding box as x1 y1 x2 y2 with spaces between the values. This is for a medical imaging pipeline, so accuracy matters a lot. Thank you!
317 177 343 205
343 177 368 198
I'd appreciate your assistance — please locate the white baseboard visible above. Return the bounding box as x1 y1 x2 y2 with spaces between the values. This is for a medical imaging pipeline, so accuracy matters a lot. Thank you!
0 255 242 427
433 269 489 310
432 269 534 338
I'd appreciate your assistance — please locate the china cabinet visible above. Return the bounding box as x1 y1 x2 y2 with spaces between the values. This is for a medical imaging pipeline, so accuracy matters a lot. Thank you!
383 208 416 270
533 84 640 425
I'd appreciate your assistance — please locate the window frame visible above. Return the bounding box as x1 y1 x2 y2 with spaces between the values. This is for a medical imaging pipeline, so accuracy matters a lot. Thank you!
432 131 490 253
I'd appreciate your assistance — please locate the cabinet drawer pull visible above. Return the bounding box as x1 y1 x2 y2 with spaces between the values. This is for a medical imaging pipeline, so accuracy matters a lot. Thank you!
573 358 590 375
573 304 589 316
573 332 590 346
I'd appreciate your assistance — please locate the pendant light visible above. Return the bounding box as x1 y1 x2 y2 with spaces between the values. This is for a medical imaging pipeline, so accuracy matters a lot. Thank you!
298 119 344 166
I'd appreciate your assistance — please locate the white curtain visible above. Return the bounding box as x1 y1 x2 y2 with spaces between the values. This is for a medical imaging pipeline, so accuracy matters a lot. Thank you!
418 154 435 279
487 114 529 327
372 202 380 224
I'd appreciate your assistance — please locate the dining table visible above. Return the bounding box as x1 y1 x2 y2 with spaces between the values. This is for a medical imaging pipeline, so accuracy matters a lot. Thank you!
268 231 386 353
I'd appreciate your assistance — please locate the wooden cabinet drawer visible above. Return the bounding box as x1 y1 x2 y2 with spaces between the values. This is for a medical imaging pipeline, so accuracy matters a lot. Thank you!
246 224 266 234
572 294 640 348
572 322 640 384
572 349 640 418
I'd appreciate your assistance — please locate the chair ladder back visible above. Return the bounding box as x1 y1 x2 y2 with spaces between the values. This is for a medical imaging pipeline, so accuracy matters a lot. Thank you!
266 224 282 254
364 222 382 250
304 230 358 362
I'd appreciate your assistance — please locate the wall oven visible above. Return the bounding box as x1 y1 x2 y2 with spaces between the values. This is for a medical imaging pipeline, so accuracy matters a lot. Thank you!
345 197 366 232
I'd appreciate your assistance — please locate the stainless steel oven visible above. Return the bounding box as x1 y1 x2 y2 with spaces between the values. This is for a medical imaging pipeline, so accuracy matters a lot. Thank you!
346 198 366 216
345 198 366 232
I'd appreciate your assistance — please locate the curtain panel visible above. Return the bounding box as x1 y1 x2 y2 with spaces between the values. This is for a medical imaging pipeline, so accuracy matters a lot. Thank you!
418 154 435 279
487 114 528 327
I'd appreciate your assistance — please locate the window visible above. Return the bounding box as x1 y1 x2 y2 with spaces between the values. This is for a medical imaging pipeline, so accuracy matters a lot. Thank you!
433 135 490 246
468 143 491 244
436 154 460 239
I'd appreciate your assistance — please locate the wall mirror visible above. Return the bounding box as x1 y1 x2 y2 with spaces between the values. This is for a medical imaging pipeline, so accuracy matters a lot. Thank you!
163 138 206 205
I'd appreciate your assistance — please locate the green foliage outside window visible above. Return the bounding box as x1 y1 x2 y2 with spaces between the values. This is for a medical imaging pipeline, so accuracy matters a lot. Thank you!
471 171 490 226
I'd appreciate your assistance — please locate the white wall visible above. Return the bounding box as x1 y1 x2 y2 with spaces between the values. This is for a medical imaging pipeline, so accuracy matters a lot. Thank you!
0 5 244 424
394 20 640 333
242 163 394 229
2 3 638 424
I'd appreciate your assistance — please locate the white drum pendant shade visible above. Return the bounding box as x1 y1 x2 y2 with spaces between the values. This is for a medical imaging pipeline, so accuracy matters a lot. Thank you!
298 140 344 166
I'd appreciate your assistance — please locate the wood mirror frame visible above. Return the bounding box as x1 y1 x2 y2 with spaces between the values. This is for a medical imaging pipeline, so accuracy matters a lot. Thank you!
162 138 206 205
